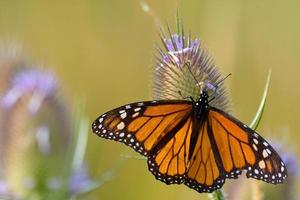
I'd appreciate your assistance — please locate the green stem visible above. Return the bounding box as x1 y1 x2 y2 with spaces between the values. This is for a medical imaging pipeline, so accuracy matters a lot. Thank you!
249 69 272 130
209 189 226 200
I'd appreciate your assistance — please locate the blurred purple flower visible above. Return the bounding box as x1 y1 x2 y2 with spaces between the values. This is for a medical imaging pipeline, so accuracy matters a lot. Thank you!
1 69 57 114
0 179 19 199
0 66 72 197
282 152 298 177
268 140 299 200
69 164 93 195
0 179 9 196
271 141 299 177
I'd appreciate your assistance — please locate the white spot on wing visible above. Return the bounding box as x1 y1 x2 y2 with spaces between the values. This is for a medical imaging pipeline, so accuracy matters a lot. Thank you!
253 138 258 144
125 105 131 109
259 160 266 169
132 112 139 118
119 132 125 137
120 112 127 119
252 144 258 151
134 107 141 112
117 122 125 130
262 149 268 158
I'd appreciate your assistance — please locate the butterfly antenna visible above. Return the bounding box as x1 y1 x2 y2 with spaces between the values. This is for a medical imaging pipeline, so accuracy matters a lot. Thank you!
209 73 231 103
208 96 215 103
185 62 202 92
216 73 232 87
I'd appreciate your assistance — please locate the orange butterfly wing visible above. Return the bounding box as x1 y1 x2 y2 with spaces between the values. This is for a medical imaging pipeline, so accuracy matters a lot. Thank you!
147 115 193 185
183 107 287 192
184 120 225 192
207 107 287 184
92 100 192 156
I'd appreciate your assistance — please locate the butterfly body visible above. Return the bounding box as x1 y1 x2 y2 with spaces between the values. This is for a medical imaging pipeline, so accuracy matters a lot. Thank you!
92 90 287 193
187 92 210 163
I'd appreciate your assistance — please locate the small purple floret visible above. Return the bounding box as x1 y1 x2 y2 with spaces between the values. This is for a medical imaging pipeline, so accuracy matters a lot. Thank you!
1 69 57 113
69 164 93 194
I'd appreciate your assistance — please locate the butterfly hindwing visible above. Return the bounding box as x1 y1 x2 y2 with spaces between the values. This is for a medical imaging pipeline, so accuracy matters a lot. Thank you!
147 117 193 185
184 120 226 192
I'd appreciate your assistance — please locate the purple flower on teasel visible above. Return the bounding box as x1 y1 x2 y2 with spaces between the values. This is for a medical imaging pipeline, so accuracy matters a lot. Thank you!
160 34 200 65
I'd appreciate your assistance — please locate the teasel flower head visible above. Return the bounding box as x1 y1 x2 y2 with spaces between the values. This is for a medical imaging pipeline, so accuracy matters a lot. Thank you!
152 27 230 111
0 63 72 196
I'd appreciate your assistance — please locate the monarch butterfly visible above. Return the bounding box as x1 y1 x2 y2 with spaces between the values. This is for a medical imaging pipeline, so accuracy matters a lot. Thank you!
92 90 287 193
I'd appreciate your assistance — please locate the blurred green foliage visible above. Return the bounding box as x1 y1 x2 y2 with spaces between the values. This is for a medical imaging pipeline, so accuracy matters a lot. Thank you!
0 0 299 199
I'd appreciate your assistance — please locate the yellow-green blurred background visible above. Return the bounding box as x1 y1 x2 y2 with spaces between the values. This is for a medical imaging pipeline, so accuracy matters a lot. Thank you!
0 0 299 199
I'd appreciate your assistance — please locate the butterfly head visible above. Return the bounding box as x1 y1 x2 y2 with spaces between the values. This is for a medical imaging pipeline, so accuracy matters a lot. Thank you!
199 91 209 103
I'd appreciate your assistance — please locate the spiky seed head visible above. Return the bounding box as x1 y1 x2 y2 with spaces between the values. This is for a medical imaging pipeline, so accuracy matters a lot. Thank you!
152 27 230 111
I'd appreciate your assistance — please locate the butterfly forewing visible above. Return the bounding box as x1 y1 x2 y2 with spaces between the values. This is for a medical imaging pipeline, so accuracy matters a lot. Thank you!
208 107 287 184
92 100 193 156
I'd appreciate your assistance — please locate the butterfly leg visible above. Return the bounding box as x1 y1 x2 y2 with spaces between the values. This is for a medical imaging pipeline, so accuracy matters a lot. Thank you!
178 91 195 102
